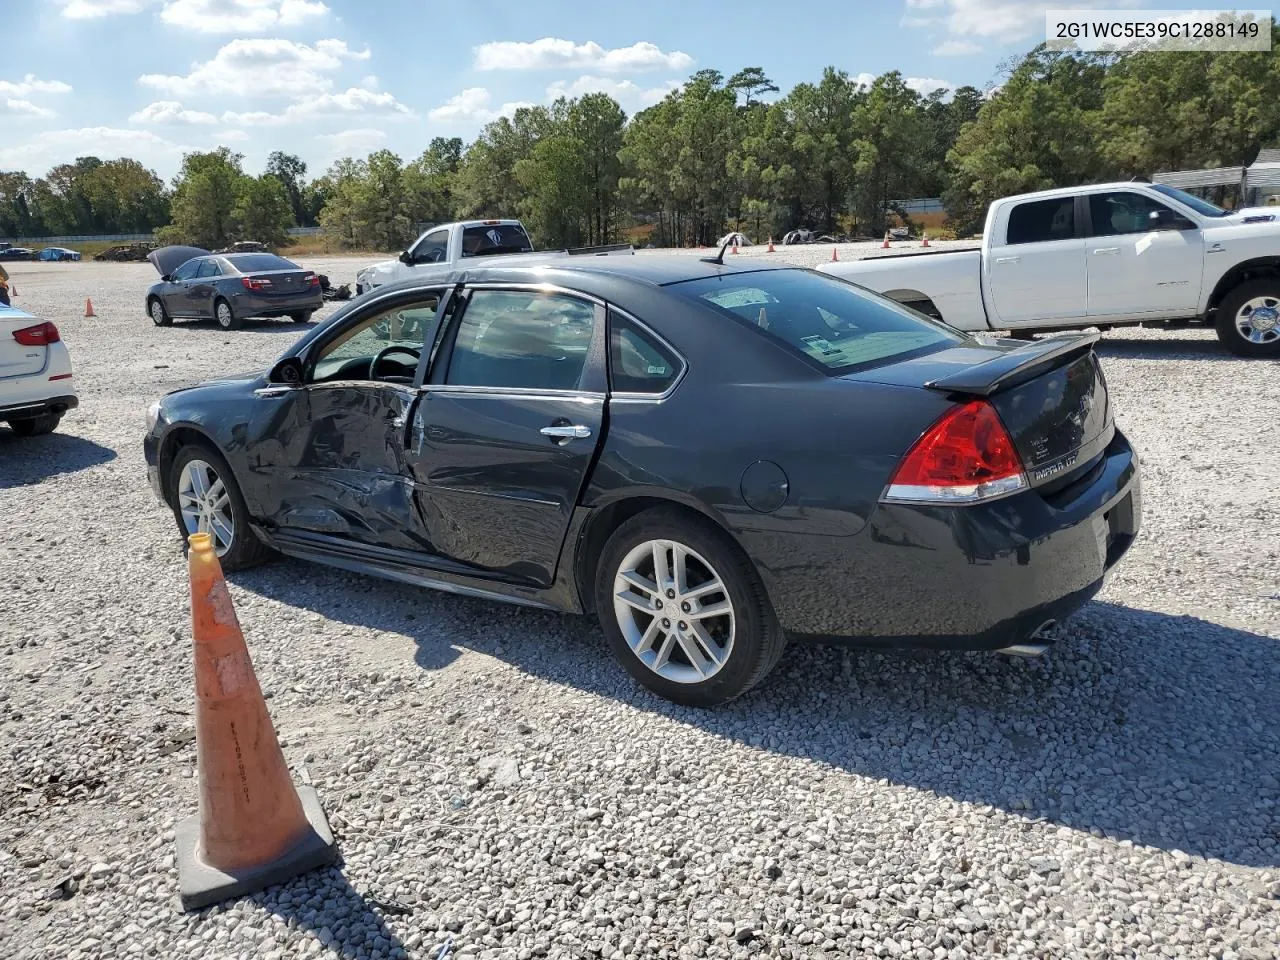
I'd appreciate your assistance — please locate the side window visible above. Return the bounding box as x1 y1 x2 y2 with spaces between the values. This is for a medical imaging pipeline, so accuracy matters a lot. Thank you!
444 290 595 391
411 230 449 264
171 259 201 281
1005 198 1076 245
197 259 221 278
1088 192 1190 236
609 312 683 395
311 294 443 384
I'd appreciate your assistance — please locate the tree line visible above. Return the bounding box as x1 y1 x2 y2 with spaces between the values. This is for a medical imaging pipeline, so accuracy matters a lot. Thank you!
2 26 1278 249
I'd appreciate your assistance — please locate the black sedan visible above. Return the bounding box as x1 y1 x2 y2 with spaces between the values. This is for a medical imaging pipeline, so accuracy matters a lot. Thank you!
145 245 324 331
143 256 1140 706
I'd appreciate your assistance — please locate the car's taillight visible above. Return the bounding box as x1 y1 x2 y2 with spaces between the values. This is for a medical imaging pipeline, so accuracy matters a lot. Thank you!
12 321 60 346
241 277 272 291
305 273 320 287
882 399 1027 504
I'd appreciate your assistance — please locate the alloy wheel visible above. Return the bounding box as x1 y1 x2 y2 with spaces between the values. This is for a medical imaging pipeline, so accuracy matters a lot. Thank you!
1235 295 1280 345
177 459 234 556
216 302 233 329
612 538 735 684
150 300 165 325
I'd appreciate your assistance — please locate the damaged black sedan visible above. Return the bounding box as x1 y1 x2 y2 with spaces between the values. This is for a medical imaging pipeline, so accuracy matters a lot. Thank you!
143 256 1140 706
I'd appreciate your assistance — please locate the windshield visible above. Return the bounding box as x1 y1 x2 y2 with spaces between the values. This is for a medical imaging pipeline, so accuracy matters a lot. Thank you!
461 223 534 257
226 253 298 272
1150 184 1229 218
670 269 963 374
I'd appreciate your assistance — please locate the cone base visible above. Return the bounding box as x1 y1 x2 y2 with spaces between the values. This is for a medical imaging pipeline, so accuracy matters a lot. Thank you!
176 786 338 911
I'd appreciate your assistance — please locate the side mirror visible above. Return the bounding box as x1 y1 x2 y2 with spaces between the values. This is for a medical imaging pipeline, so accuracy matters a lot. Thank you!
398 250 413 265
1148 208 1174 229
160 274 171 282
269 357 304 385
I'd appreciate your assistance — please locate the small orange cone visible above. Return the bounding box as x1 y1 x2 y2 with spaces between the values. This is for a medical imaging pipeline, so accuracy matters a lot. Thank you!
175 532 337 911
921 231 930 248
831 247 839 262
766 238 775 253
84 298 96 318
882 232 891 249
731 243 739 255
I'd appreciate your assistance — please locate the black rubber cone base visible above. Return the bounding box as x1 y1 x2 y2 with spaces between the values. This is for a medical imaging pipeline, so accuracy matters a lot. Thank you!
175 786 338 911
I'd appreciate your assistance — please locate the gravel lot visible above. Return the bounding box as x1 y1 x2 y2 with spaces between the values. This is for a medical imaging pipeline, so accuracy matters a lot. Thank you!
1 250 1278 960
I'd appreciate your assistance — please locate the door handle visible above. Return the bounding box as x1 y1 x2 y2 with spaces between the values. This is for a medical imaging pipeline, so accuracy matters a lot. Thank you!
994 256 1020 264
1207 242 1226 255
1092 247 1121 256
540 424 592 440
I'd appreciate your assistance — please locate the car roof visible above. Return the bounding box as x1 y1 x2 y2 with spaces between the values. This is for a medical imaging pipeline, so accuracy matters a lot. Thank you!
0 304 38 321
1000 181 1161 204
452 253 798 288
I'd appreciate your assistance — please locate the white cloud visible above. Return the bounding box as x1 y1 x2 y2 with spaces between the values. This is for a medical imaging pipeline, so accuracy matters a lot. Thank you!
139 38 370 97
3 99 57 119
427 88 536 124
853 72 877 90
907 77 955 96
0 75 73 97
0 127 188 174
474 38 693 73
315 128 388 157
219 129 251 141
158 0 328 33
56 0 156 17
932 39 983 55
902 0 1138 42
545 75 678 112
221 87 413 125
130 100 219 124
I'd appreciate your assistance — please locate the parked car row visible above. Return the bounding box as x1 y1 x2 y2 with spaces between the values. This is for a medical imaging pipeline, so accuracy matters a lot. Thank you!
0 245 83 261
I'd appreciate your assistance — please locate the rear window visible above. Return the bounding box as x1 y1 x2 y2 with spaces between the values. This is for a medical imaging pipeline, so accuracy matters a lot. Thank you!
225 253 297 272
669 269 962 374
1005 197 1076 244
461 223 534 258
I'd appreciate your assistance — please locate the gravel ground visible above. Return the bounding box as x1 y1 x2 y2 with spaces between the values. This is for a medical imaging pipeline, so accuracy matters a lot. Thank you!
1 252 1278 960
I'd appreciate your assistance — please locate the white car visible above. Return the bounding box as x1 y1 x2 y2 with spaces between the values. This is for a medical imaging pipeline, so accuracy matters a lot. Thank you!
819 181 1280 357
0 305 77 436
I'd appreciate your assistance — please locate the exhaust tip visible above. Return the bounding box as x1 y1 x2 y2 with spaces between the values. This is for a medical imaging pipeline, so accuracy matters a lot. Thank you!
996 620 1058 658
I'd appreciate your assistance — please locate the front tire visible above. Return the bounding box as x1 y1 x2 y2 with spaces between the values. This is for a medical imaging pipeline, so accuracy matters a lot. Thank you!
8 413 61 437
148 297 172 327
214 298 242 331
593 508 786 707
167 443 272 571
1215 279 1280 357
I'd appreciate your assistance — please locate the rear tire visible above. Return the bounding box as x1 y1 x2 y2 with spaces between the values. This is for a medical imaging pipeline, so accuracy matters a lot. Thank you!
593 507 786 707
148 297 172 327
8 413 61 437
214 298 242 331
167 443 273 571
1215 279 1280 358
290 310 313 324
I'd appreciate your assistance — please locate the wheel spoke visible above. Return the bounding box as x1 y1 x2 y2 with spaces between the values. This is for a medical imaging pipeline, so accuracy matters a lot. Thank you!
619 569 657 599
652 631 678 670
671 543 690 595
631 618 663 657
210 514 234 549
675 628 713 677
684 579 724 602
689 621 725 667
651 542 672 591
688 599 732 620
616 589 656 615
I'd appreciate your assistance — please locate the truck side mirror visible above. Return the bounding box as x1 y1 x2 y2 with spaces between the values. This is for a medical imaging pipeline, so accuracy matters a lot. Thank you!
398 250 413 265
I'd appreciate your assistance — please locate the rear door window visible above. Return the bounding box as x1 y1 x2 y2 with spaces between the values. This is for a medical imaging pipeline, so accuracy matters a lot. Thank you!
460 223 534 258
196 259 221 278
1005 197 1076 244
670 269 961 374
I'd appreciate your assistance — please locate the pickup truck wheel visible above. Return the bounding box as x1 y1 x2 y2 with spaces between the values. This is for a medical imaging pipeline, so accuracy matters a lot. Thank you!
594 508 786 707
1216 280 1280 357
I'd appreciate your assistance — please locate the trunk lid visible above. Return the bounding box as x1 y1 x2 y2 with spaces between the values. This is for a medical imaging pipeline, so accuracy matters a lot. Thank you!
246 268 314 294
847 332 1114 490
0 308 49 379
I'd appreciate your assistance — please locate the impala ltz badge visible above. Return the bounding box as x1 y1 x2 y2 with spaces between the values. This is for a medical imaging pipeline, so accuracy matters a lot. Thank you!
1032 451 1079 482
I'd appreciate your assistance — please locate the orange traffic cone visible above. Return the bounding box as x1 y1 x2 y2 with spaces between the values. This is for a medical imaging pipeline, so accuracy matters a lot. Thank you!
831 247 839 262
731 243 739 255
766 238 775 253
921 231 930 248
175 532 337 911
84 298 96 318
882 232 891 249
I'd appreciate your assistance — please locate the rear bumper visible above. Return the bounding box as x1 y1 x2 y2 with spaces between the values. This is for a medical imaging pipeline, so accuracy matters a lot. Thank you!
762 429 1141 649
228 289 323 317
0 393 78 420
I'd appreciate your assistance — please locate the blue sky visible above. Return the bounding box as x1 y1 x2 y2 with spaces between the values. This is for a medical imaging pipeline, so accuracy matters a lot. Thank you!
1 0 1224 181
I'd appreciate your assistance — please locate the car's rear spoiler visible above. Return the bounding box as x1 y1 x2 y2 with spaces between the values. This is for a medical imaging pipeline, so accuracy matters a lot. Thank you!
924 332 1101 397
564 243 635 256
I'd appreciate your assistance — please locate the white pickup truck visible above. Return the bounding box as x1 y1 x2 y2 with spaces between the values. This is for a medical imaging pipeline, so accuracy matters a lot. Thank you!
355 219 633 294
819 181 1280 357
